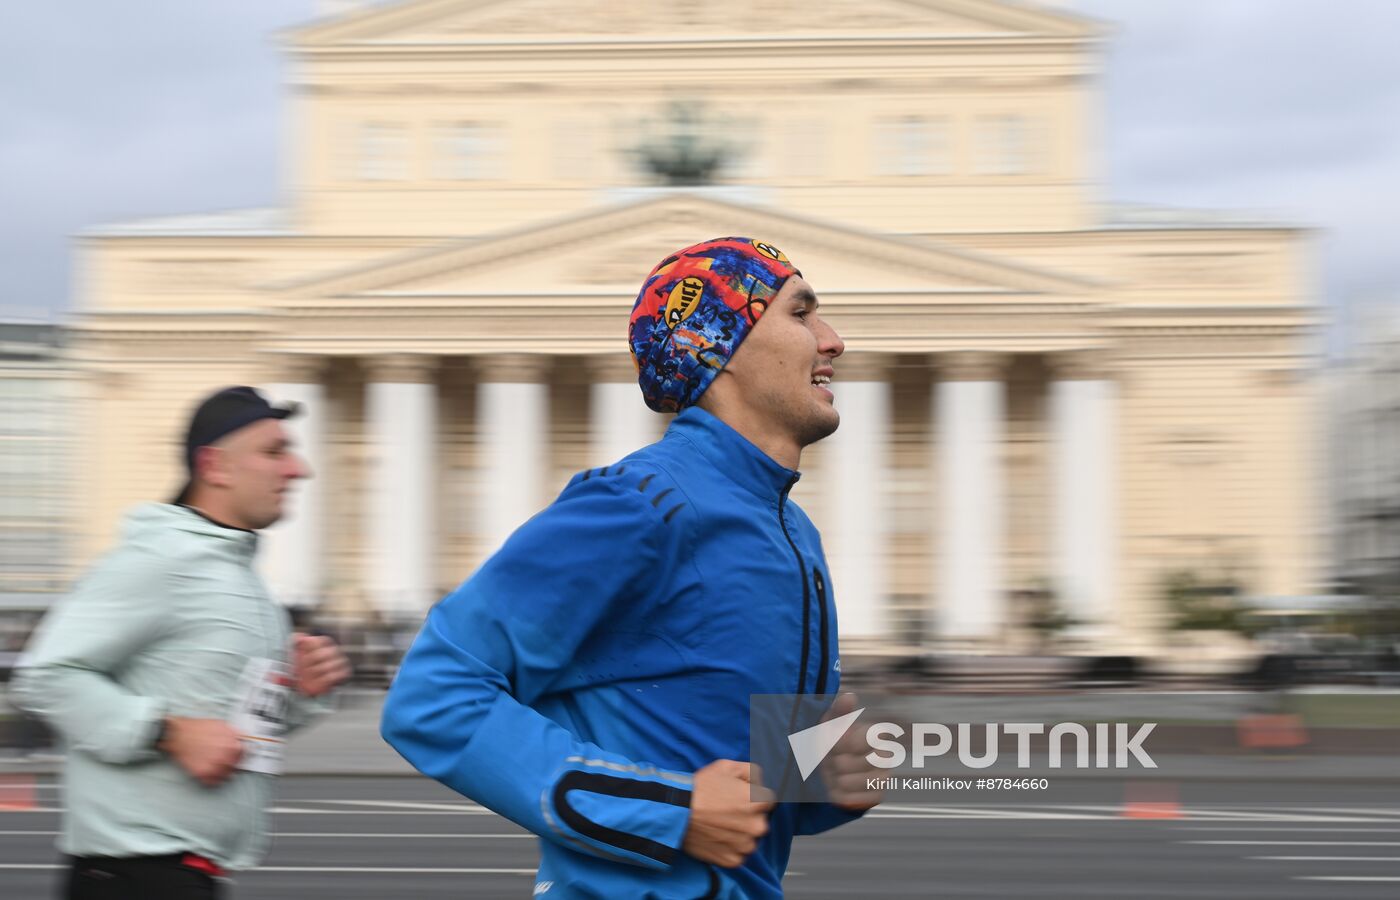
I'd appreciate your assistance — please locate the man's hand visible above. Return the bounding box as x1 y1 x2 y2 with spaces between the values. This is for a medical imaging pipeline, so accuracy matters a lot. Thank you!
292 633 352 697
159 717 243 787
682 759 775 868
820 693 883 812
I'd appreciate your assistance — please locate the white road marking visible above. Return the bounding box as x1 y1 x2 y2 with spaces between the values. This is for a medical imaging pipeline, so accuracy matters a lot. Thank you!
0 830 530 839
1297 877 1400 882
1179 827 1400 833
270 808 497 815
867 811 1112 821
1253 856 1400 862
275 832 532 839
0 865 536 875
1032 804 1371 823
252 867 535 874
1183 808 1361 822
1188 841 1400 846
868 804 1400 824
1276 811 1400 823
287 799 484 811
871 805 1099 820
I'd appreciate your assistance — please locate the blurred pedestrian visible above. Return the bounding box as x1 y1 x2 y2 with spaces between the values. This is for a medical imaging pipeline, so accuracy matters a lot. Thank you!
12 386 352 899
382 238 879 899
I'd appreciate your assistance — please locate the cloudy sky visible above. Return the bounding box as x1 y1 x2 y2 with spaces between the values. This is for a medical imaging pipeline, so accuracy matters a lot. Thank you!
2 0 1396 358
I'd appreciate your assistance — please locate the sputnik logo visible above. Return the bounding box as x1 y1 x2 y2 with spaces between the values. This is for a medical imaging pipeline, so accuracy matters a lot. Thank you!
787 707 865 780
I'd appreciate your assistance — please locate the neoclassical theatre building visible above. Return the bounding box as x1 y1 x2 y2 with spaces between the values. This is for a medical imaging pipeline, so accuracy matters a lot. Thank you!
71 0 1321 654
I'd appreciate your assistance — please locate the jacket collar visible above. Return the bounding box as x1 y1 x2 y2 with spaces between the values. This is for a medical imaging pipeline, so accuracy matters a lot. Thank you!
156 503 259 556
179 503 256 535
667 406 800 502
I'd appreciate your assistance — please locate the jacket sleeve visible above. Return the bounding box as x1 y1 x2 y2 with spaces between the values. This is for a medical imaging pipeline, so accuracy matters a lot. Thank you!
9 559 169 764
380 471 694 870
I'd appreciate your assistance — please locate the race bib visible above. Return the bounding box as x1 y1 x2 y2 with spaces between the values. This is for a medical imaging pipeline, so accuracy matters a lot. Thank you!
230 657 292 776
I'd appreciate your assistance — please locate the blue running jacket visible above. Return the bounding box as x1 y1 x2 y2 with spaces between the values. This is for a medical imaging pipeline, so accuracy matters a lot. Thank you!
381 406 863 899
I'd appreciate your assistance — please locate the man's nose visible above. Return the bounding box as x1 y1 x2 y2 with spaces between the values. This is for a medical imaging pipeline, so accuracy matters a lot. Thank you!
819 318 845 359
291 454 312 480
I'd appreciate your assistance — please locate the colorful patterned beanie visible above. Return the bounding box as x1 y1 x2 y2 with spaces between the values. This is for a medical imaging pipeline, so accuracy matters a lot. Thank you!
628 237 800 413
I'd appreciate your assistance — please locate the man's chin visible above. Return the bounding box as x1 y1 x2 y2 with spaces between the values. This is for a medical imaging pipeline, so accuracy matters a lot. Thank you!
800 409 841 447
251 506 286 531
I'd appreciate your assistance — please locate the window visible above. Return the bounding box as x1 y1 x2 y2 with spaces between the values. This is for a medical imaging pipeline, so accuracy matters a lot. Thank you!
355 123 408 181
873 116 950 177
435 122 501 181
974 114 1041 175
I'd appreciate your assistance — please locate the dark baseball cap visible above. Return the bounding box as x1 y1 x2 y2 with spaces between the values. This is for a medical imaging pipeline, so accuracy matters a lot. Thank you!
172 386 300 504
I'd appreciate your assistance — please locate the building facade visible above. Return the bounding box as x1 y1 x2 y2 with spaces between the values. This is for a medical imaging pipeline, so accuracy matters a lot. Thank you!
0 322 73 648
1329 316 1400 600
70 0 1322 653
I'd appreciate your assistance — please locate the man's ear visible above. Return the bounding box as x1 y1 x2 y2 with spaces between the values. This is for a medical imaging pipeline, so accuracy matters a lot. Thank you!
193 444 229 489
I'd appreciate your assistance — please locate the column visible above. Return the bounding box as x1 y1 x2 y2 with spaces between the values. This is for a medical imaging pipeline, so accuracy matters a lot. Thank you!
477 354 550 554
259 354 326 610
824 352 893 642
364 355 438 619
1048 350 1117 632
932 351 1009 643
588 354 657 466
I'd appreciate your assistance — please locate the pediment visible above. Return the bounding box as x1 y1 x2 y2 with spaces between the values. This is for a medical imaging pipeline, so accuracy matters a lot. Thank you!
292 0 1097 46
281 193 1095 303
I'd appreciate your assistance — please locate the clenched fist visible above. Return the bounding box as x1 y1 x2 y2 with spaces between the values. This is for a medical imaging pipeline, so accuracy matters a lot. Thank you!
682 759 775 868
818 693 883 812
159 717 244 787
292 632 352 697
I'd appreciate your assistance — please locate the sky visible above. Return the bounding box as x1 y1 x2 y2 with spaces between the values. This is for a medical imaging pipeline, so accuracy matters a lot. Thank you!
2 0 1397 358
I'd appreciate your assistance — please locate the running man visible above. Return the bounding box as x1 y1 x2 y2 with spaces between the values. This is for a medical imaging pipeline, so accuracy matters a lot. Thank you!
13 386 352 899
382 238 878 898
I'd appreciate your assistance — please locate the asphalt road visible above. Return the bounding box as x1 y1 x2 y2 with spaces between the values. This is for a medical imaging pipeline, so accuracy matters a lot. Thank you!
5 776 1400 898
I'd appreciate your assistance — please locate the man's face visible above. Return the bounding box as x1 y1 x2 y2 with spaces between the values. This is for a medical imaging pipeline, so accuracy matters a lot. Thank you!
719 275 846 449
203 419 309 529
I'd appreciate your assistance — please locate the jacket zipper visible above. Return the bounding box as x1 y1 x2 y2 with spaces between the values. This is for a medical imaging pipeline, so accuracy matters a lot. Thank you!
813 567 831 696
777 476 814 695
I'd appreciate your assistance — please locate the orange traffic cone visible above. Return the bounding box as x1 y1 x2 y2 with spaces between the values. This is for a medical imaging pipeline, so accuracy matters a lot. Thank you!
0 774 36 811
1122 781 1182 819
1237 713 1308 750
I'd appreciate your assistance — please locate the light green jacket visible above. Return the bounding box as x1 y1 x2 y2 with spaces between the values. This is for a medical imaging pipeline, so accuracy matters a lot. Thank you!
12 503 325 870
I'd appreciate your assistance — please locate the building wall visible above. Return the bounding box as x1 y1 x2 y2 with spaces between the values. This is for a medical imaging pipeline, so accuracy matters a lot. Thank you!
0 325 75 615
65 0 1323 649
288 1 1097 236
1331 327 1400 596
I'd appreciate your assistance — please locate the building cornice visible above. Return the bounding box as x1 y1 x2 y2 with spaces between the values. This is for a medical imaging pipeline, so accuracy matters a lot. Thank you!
278 194 1098 301
286 0 1101 49
295 68 1091 96
291 37 1098 63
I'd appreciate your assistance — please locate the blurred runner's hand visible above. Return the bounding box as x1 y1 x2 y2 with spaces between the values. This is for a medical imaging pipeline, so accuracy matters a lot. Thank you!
292 633 352 697
683 760 775 868
160 717 244 787
821 693 883 812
